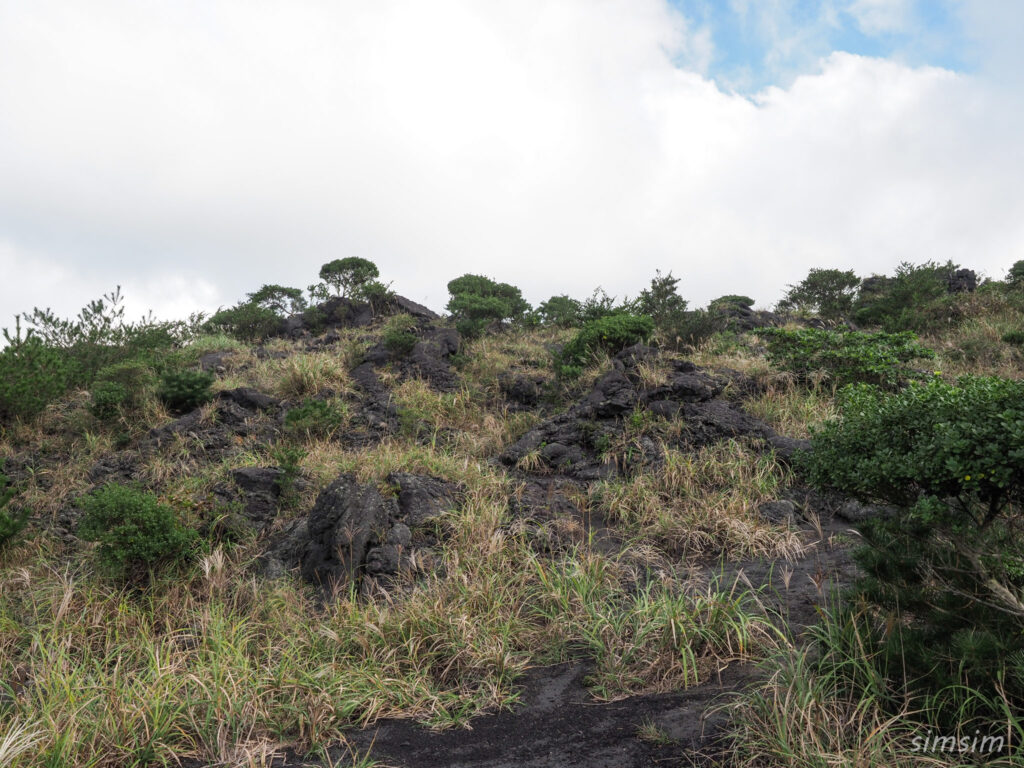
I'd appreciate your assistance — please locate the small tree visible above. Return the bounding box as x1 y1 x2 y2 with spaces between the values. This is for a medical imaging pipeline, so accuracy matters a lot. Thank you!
446 274 530 338
246 284 307 316
537 295 583 328
78 483 196 581
319 258 380 299
799 376 1024 722
635 270 688 329
1008 259 1024 289
779 268 859 321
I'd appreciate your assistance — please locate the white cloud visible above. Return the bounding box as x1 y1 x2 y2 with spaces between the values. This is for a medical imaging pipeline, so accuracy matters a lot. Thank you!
847 0 913 35
0 0 1021 324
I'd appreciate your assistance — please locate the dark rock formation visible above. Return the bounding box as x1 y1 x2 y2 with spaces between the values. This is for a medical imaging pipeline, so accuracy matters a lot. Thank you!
261 471 461 594
500 344 803 479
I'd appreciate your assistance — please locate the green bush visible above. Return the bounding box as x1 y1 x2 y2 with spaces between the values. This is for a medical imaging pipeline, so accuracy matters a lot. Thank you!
382 313 418 356
318 257 380 299
446 274 530 338
284 398 348 440
799 376 1024 723
89 361 156 422
634 270 688 329
778 268 859 321
77 483 196 580
555 313 654 379
853 261 957 332
0 472 29 551
759 327 933 389
537 295 583 328
661 309 721 351
1002 329 1024 346
0 323 70 424
157 369 214 414
708 294 754 311
579 288 623 324
204 302 283 342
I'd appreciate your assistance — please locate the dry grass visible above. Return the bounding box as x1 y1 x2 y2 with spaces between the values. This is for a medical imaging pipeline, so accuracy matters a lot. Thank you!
590 440 803 560
742 374 838 439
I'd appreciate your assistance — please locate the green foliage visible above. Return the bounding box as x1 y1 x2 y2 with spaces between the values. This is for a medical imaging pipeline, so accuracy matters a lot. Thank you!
77 483 196 580
537 295 583 328
446 274 530 338
157 369 214 414
853 261 958 332
318 257 380 298
89 361 156 422
270 445 307 507
0 320 71 424
708 294 754 311
799 376 1024 721
634 270 688 329
204 302 283 342
246 284 307 315
555 313 654 379
661 309 721 351
1002 329 1024 346
579 288 623 324
284 398 348 440
1008 259 1024 288
382 313 419 356
0 472 29 550
759 327 933 389
779 268 859 321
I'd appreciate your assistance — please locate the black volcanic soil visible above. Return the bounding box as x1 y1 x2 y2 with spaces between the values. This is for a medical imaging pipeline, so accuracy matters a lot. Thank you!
211 517 857 768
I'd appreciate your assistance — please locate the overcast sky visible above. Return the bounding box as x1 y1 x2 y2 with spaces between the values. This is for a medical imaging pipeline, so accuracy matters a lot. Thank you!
1 0 1022 323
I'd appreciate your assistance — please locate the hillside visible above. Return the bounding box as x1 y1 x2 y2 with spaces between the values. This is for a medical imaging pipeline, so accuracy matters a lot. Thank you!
0 262 1022 767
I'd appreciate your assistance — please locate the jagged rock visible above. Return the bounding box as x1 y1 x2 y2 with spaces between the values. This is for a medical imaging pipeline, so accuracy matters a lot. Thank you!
408 328 461 390
199 351 233 374
218 387 280 411
392 295 439 320
499 372 545 407
500 345 801 479
87 451 141 485
260 472 459 594
388 472 461 527
947 268 977 294
766 435 811 463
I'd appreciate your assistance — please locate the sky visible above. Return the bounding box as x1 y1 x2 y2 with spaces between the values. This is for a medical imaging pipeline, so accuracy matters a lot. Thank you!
1 0 1022 323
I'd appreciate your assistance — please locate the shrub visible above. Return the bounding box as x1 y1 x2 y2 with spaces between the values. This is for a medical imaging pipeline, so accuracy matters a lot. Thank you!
661 309 721 351
853 261 957 331
382 313 418 356
270 445 307 507
778 268 859 321
1002 329 1024 346
89 361 156 422
204 302 283 342
579 288 623 324
798 376 1024 722
318 257 380 299
708 295 754 311
246 284 307 315
284 398 348 440
537 295 583 328
555 313 654 379
634 270 687 329
77 483 196 579
157 369 214 414
759 327 933 389
446 274 530 338
0 322 70 424
1008 259 1024 288
0 472 28 551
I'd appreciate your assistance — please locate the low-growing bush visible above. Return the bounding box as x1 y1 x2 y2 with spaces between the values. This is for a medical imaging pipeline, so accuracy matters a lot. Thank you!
799 375 1024 724
537 295 583 328
204 302 283 342
555 313 654 379
446 274 531 338
382 313 419 356
157 369 214 414
1002 329 1024 346
89 361 156 422
759 327 933 389
77 483 197 580
284 398 349 440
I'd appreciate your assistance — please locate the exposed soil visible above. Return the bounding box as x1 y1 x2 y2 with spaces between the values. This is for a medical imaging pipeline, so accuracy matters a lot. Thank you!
210 515 858 768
